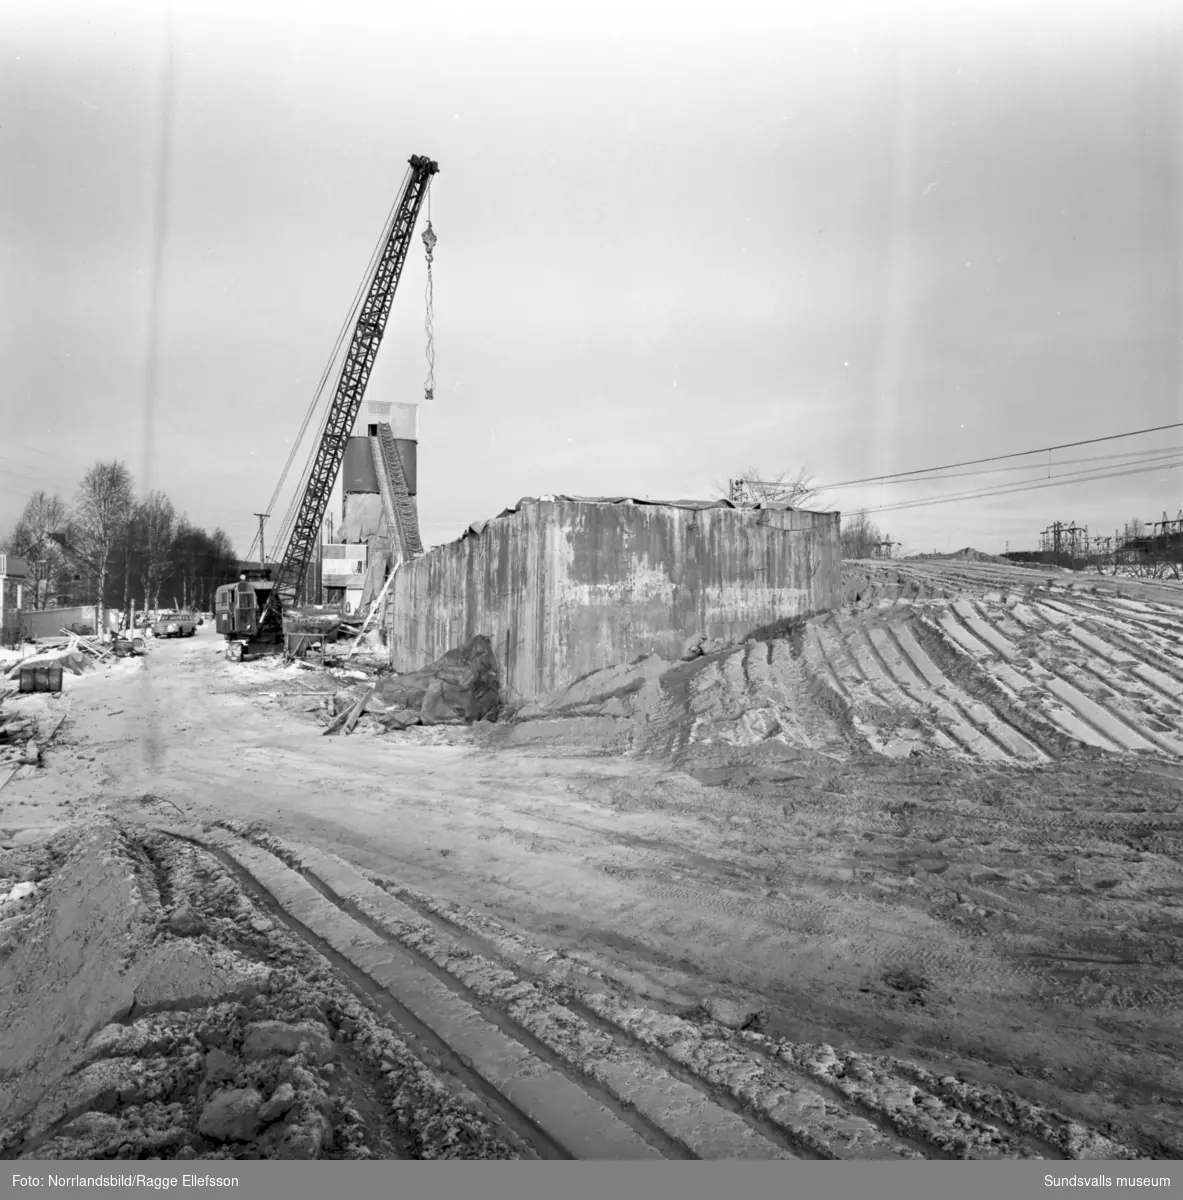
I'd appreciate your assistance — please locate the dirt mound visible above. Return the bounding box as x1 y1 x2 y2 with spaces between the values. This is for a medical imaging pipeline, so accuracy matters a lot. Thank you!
0 822 523 1160
486 638 851 777
907 548 1010 564
842 564 951 606
0 821 269 1131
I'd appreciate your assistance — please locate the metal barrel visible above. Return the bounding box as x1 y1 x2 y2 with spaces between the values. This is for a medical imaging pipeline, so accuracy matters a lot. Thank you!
19 661 63 694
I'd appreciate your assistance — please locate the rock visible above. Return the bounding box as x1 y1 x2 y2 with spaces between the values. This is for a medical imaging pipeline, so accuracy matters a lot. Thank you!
701 996 767 1031
198 1088 263 1143
679 632 707 661
258 1082 296 1124
276 1112 333 1159
375 706 422 730
243 1020 335 1065
204 1048 239 1083
375 635 502 727
132 940 268 1010
167 903 205 937
250 918 273 935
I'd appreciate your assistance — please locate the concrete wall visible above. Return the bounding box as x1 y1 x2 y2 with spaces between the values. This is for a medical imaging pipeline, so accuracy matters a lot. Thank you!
389 498 840 702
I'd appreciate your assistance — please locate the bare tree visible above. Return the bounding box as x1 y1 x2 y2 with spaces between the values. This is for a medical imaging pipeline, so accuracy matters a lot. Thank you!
840 512 882 559
172 518 238 611
72 462 135 607
2 490 68 608
720 465 827 508
137 490 177 610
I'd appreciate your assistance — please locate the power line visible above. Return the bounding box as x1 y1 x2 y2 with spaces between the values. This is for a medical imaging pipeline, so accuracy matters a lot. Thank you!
820 421 1183 490
245 166 413 563
832 443 1183 491
852 451 1183 516
846 451 1183 517
1 437 91 468
0 460 77 491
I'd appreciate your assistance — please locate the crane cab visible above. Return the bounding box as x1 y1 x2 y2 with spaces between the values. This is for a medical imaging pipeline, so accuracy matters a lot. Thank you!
216 569 280 657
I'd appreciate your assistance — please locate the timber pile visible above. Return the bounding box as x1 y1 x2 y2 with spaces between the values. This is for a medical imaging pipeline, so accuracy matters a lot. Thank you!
64 631 113 663
283 607 364 645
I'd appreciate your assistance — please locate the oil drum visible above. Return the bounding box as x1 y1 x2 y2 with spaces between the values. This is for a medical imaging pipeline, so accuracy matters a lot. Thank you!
18 661 63 694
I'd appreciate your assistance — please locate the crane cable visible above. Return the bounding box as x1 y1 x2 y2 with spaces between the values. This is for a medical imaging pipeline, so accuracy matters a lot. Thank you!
423 187 436 402
246 167 413 562
265 183 406 559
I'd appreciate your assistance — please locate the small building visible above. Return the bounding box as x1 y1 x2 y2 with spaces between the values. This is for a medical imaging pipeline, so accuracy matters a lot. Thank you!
0 555 27 647
388 495 841 704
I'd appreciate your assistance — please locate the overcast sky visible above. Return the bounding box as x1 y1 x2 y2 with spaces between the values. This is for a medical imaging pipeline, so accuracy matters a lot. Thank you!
3 0 1182 557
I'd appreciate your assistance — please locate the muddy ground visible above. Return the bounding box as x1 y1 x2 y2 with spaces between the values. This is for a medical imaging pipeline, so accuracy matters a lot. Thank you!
0 559 1180 1160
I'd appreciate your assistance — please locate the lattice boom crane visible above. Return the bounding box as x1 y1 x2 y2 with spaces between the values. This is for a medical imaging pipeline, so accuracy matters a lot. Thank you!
217 153 438 662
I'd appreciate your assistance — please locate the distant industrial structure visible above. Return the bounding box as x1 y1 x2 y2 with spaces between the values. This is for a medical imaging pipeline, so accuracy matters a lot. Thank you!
1005 510 1183 573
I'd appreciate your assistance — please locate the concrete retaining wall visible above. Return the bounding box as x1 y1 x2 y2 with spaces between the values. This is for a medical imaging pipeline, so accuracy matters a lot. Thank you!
389 498 840 703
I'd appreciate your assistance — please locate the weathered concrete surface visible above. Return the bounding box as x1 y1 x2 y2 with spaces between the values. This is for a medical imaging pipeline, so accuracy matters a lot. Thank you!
390 498 840 702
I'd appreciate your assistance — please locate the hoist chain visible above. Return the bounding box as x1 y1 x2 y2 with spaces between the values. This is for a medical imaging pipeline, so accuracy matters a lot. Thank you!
423 219 437 401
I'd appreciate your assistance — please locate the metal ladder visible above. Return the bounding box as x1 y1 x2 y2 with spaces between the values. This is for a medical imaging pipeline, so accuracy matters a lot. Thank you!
370 422 423 560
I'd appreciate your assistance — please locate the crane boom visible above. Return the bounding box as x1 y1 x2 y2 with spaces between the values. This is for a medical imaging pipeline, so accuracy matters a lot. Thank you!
263 154 438 627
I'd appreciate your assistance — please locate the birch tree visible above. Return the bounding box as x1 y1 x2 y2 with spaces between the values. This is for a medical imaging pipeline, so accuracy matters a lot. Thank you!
72 462 135 607
137 490 177 609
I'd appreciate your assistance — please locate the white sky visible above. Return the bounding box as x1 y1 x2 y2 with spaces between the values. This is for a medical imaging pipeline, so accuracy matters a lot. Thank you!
2 0 1182 557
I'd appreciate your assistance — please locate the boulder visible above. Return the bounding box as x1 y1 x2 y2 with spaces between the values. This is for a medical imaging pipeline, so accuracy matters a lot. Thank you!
242 1020 335 1065
166 902 205 938
680 632 707 661
258 1081 296 1124
198 1088 263 1142
204 1049 239 1083
701 996 767 1031
374 706 422 730
275 1111 333 1159
379 635 502 727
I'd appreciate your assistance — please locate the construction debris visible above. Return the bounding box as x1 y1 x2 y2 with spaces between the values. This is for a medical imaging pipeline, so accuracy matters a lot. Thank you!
325 635 501 736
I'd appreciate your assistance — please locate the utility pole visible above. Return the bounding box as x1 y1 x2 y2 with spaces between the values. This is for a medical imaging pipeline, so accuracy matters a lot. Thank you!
253 513 270 570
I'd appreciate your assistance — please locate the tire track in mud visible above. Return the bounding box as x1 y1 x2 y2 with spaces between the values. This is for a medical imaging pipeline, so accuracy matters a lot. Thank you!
891 619 1061 762
251 833 1151 1162
161 824 797 1161
168 834 574 1161
151 826 1147 1160
872 617 1033 761
825 564 1183 762
996 600 1183 755
925 598 1178 759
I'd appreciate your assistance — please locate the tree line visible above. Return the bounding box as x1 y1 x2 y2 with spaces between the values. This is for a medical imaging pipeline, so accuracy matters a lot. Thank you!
1 461 240 613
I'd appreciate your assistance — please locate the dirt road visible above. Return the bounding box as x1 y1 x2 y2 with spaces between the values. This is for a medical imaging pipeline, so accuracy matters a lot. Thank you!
1 572 1181 1158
